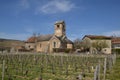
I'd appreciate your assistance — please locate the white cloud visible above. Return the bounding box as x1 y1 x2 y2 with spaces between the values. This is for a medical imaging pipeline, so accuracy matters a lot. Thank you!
0 32 31 40
16 0 76 14
36 0 75 14
103 30 120 37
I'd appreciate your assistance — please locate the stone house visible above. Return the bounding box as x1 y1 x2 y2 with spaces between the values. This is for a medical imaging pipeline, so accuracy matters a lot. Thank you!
25 21 73 53
25 36 37 51
82 35 112 54
112 37 120 49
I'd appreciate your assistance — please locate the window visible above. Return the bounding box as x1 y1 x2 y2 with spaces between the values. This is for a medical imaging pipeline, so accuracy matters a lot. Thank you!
57 25 60 28
53 42 56 48
40 44 41 48
28 45 30 48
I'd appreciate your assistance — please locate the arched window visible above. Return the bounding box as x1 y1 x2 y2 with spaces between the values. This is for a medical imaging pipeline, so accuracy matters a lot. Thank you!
53 42 56 48
40 44 41 48
57 25 60 28
28 45 30 48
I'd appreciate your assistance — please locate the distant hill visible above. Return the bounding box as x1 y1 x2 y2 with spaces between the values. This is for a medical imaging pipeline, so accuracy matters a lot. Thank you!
0 38 23 41
0 38 25 48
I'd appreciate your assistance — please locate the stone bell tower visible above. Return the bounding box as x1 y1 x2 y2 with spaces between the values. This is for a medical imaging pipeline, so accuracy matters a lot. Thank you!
54 21 66 37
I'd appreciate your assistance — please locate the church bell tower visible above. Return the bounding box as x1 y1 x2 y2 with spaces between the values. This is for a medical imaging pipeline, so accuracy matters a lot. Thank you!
54 21 66 37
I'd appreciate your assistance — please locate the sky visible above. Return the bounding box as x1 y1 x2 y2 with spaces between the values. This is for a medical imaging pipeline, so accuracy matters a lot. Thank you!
0 0 120 41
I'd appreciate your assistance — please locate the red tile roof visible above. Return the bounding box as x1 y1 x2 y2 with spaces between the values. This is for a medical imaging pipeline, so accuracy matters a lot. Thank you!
83 35 111 40
26 36 37 43
112 37 120 44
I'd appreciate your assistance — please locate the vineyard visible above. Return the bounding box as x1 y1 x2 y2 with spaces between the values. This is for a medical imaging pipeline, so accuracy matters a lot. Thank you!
0 53 116 80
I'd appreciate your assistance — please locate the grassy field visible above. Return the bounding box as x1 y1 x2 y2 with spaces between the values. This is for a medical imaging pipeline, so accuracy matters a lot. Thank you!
106 55 120 80
0 53 117 80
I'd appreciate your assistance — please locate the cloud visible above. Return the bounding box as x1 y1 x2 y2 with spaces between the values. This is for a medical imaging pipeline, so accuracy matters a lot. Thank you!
0 32 31 40
16 0 76 15
103 30 120 36
36 0 75 14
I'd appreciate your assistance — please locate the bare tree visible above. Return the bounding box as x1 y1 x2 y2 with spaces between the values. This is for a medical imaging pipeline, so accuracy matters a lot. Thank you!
73 38 83 49
82 38 91 50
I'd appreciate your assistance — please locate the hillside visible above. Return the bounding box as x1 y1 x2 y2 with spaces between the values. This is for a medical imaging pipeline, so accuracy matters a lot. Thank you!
0 38 25 48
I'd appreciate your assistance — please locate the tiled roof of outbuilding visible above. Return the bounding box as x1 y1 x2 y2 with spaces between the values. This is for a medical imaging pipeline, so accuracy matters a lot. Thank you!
83 35 111 40
26 36 37 43
112 37 120 44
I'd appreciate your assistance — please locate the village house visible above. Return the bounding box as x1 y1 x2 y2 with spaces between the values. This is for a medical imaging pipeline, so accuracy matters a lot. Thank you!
25 36 37 51
25 21 73 53
82 35 112 54
0 38 25 53
112 37 120 49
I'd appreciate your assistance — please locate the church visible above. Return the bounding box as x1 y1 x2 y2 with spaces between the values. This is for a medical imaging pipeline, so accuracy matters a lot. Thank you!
25 21 73 53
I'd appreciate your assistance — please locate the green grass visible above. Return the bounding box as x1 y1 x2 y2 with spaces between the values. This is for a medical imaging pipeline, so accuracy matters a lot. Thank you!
106 56 120 80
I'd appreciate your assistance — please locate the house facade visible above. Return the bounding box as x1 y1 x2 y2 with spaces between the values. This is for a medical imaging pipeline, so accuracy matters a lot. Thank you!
82 35 112 54
26 21 73 53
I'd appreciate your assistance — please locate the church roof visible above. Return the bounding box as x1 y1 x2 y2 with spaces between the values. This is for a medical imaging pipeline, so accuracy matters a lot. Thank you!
37 34 53 42
55 36 73 44
33 34 73 44
65 38 73 44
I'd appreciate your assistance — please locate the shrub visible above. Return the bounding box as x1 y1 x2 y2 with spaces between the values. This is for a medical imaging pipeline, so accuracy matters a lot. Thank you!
53 48 73 53
112 49 120 54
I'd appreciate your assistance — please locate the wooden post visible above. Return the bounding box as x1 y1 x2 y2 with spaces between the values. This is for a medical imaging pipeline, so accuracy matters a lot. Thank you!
94 63 100 80
113 54 116 65
76 74 83 80
103 58 107 80
98 60 100 80
109 56 112 70
2 60 5 80
94 65 98 80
